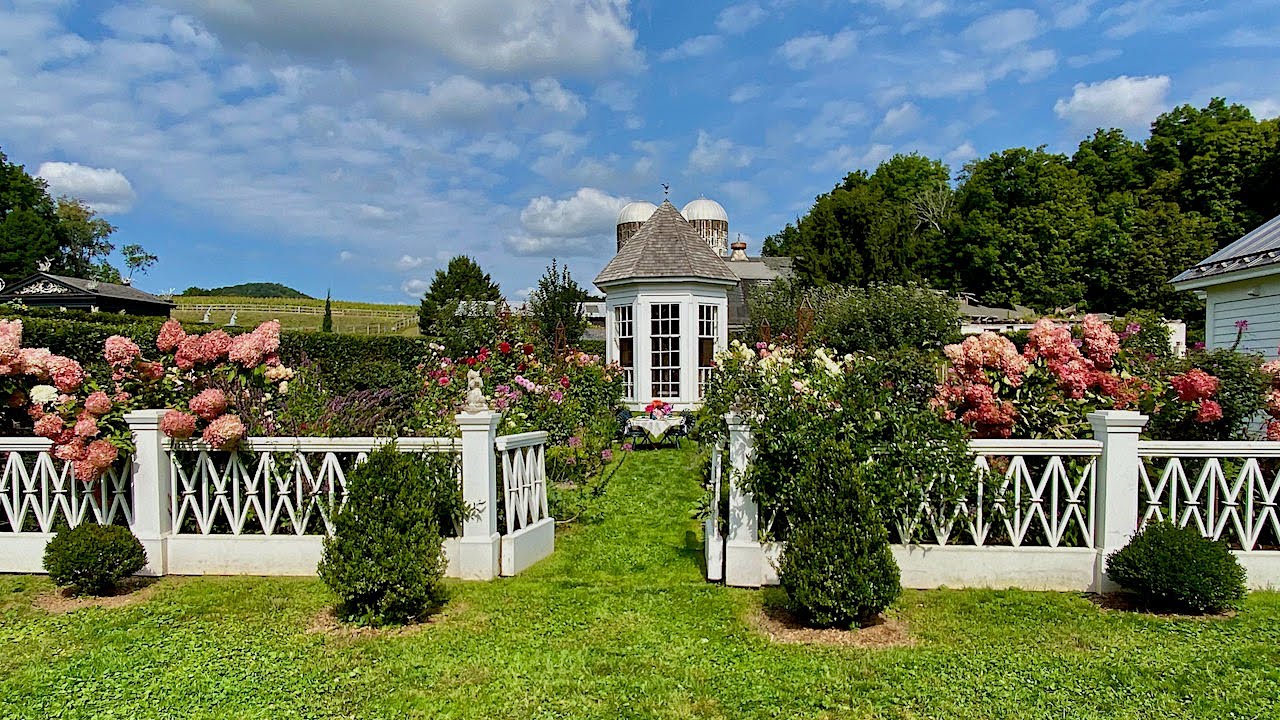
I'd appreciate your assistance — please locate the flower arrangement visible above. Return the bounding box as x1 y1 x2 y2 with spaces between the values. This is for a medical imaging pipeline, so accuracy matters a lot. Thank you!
643 399 674 419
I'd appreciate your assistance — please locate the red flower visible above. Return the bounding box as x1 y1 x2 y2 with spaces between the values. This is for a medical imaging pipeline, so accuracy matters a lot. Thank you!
559 375 571 389
522 343 535 355
499 341 512 354
465 357 477 366
1195 400 1223 423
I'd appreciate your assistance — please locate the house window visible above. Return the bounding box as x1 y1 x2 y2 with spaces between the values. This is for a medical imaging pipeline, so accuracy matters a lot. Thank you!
650 303 680 399
698 304 718 398
614 305 635 398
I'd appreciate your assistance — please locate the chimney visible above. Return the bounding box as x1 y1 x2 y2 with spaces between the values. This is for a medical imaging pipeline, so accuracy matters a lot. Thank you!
729 240 749 262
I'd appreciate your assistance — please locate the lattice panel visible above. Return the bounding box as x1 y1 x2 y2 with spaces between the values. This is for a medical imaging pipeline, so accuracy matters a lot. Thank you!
0 448 132 533
1140 455 1280 551
896 453 1097 548
170 449 362 535
499 443 548 534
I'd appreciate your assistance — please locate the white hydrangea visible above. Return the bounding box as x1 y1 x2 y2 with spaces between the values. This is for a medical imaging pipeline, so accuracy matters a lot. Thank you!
29 384 58 406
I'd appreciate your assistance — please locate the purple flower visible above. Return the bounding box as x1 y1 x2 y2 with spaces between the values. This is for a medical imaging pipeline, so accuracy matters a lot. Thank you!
565 456 577 465
550 390 564 404
622 442 634 452
568 435 583 448
1236 319 1250 331
1193 341 1206 350
1126 323 1141 335
601 449 613 461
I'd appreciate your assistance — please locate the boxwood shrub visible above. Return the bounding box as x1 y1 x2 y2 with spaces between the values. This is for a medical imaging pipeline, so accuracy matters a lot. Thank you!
1105 520 1247 613
43 523 148 595
317 444 465 625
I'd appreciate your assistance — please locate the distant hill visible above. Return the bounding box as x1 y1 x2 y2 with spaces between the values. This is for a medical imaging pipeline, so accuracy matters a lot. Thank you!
182 283 311 299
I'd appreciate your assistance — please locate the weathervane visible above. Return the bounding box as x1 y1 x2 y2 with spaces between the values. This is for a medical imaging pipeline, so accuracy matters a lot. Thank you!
661 182 670 198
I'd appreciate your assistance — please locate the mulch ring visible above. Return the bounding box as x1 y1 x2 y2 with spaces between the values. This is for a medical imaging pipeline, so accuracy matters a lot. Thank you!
1087 592 1237 620
35 577 162 613
751 599 914 648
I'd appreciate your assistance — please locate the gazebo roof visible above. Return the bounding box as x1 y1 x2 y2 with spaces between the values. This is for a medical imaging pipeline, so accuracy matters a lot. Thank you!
594 201 739 287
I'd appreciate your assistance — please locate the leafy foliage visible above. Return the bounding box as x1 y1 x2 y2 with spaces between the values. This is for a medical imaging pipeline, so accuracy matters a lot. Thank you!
317 444 463 625
777 439 901 628
180 283 311 298
42 523 147 596
1106 520 1247 614
526 259 588 349
417 255 501 337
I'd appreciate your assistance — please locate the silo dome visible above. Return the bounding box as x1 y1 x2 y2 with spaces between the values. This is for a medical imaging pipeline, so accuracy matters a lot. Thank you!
680 197 729 223
617 201 658 225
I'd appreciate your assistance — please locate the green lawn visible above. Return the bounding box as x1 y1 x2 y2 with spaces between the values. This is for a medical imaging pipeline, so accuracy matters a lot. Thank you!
2 448 1279 719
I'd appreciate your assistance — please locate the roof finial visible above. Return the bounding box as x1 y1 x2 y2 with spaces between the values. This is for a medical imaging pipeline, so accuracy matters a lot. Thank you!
661 182 670 198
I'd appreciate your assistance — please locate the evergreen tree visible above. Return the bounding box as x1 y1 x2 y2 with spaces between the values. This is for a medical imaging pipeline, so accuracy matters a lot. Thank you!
417 255 501 336
322 290 334 333
527 259 588 349
0 148 62 280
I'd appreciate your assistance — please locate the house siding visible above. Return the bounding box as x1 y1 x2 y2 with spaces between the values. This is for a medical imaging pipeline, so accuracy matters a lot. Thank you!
1204 275 1280 360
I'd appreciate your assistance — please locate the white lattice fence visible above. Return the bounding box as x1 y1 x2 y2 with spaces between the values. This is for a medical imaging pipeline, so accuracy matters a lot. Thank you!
1 438 132 533
1139 442 1280 551
897 440 1101 548
166 437 461 536
494 432 548 535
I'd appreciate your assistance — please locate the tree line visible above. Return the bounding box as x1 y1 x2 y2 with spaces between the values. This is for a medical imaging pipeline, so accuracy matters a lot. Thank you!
0 148 156 284
763 99 1280 322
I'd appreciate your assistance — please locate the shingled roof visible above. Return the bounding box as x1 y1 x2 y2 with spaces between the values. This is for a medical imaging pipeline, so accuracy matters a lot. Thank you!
1172 212 1280 287
594 201 739 287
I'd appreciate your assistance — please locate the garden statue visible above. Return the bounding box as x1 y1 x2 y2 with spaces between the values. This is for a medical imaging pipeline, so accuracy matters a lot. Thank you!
462 369 489 413
226 311 237 327
202 308 211 323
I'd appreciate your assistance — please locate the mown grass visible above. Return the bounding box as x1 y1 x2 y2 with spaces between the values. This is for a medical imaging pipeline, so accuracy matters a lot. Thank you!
173 296 419 336
2 447 1279 719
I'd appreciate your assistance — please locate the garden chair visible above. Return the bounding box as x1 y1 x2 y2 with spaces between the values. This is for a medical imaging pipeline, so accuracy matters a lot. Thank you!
614 408 634 440
663 412 693 448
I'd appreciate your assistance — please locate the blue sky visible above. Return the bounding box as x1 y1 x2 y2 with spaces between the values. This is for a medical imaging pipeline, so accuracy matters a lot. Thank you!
2 0 1278 304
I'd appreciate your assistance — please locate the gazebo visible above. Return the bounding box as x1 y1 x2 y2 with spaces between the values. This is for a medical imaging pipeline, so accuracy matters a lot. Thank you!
595 201 735 410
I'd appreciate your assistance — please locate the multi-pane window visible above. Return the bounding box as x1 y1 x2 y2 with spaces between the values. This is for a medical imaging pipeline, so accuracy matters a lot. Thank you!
698 304 718 398
614 305 635 398
650 303 681 399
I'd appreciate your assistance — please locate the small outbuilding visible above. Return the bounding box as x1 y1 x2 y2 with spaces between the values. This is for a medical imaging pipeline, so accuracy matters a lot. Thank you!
1172 213 1280 358
595 200 736 410
0 272 175 317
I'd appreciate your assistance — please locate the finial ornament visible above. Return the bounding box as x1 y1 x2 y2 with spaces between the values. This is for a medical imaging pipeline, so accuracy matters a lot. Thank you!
462 369 489 413
661 182 670 198
36 257 52 272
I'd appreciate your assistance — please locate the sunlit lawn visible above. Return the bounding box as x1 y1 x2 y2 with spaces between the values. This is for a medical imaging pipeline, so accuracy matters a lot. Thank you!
2 447 1279 719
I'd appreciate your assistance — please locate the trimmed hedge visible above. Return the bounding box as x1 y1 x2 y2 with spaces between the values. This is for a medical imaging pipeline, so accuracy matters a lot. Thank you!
1106 520 1247 614
43 523 148 595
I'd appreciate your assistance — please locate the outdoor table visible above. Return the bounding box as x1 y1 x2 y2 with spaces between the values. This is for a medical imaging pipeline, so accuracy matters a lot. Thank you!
628 416 684 446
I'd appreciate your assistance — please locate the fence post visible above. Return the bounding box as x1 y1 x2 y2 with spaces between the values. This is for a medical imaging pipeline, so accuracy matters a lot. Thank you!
724 412 763 587
1089 409 1148 592
456 410 502 580
123 409 171 576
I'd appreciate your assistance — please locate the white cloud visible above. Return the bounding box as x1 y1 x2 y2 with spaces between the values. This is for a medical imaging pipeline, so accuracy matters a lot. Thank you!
963 9 1042 50
1053 74 1171 130
169 0 643 77
339 251 355 263
814 143 893 172
1067 48 1121 68
507 187 629 256
716 3 767 34
401 278 430 296
594 81 637 112
864 0 949 20
380 76 528 126
688 130 753 174
777 28 857 69
396 254 426 270
531 78 587 119
1053 1 1095 29
795 100 867 145
659 34 724 62
729 84 762 104
36 162 136 213
1246 97 1280 120
876 102 922 137
943 141 977 167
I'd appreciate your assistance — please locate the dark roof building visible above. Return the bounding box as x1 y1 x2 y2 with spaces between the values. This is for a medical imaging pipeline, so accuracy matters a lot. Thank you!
0 272 175 317
1172 212 1280 288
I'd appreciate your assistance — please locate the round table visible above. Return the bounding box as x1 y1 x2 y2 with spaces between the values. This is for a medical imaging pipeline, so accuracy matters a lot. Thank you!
629 416 685 444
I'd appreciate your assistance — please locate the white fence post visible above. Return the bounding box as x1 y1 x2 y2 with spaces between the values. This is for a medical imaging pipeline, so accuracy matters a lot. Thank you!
123 409 171 576
456 410 502 580
724 412 763 587
1089 409 1148 592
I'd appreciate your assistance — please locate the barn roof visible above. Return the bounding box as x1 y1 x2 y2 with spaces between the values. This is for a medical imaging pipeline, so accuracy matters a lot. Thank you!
1172 213 1280 287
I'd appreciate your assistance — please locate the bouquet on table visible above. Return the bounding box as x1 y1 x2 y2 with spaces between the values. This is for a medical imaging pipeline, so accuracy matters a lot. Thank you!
644 399 674 419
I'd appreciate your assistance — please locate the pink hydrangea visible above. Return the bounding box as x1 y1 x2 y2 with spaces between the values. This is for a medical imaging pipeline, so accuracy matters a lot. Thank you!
160 411 198 440
199 330 232 363
255 321 281 355
1170 369 1219 403
189 388 229 421
53 438 87 462
1267 421 1280 442
156 319 187 352
86 439 118 470
942 332 1027 386
73 459 102 482
84 391 113 416
47 356 85 392
0 319 21 369
175 335 204 370
73 416 100 438
1195 399 1223 424
103 335 142 368
1024 318 1078 363
203 414 246 450
19 347 51 377
33 414 64 439
139 361 166 381
1081 315 1120 369
228 332 266 367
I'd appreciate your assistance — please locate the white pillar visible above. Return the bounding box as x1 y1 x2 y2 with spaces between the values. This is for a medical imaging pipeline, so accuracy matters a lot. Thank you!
123 409 171 576
723 412 762 587
1089 409 1148 592
456 410 502 580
